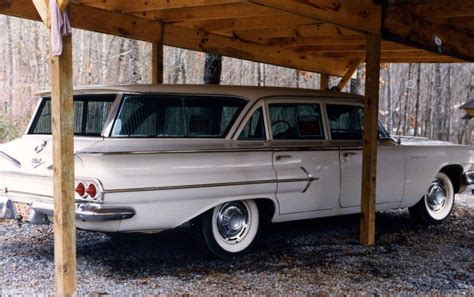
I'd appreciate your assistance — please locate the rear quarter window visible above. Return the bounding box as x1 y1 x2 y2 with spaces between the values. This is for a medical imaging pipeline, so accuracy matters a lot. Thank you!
30 94 115 136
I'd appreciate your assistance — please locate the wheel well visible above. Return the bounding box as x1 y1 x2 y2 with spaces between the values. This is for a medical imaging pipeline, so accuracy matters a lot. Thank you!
255 198 276 223
440 165 464 193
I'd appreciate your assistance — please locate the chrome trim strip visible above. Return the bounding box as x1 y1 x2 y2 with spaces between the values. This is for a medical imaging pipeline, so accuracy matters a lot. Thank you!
0 151 22 168
103 177 311 194
77 145 360 156
30 202 135 221
5 190 52 200
300 166 319 193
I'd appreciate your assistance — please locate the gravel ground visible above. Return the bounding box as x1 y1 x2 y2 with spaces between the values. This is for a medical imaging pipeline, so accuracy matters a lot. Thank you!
1 196 473 295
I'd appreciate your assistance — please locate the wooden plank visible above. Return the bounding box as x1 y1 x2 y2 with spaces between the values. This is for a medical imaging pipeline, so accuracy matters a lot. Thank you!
176 14 317 32
0 0 350 75
320 73 329 90
50 17 77 297
75 0 241 12
263 35 367 46
140 2 276 22
382 4 474 62
337 58 363 90
228 23 360 40
163 24 350 76
408 0 474 19
249 0 381 33
152 41 164 84
360 32 381 246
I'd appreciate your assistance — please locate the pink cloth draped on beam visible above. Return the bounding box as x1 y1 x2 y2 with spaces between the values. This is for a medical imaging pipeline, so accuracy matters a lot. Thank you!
50 0 72 56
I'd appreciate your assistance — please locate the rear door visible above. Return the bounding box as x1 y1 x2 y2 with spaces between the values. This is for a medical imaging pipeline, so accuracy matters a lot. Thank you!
267 98 340 214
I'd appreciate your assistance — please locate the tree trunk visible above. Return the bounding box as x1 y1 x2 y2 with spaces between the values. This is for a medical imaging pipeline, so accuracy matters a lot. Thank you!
386 66 393 134
203 53 222 85
413 64 421 136
433 64 443 140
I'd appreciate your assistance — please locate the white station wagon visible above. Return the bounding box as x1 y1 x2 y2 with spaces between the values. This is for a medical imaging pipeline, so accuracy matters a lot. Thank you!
1 85 473 257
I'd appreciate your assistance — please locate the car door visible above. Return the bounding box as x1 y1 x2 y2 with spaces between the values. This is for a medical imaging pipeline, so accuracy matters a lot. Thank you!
325 103 405 208
267 98 340 214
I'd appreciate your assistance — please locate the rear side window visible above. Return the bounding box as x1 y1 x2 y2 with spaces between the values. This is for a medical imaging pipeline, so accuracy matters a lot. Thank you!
30 95 115 136
111 95 246 138
326 104 364 140
269 103 324 140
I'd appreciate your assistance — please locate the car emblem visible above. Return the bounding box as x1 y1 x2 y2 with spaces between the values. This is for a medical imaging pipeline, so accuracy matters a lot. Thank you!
35 141 48 154
31 158 45 168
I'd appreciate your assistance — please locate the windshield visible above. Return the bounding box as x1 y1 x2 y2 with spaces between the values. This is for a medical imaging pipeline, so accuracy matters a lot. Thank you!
111 95 246 138
29 94 115 136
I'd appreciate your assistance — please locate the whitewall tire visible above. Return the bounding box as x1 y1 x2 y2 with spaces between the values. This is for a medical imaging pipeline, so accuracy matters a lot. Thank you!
409 172 455 225
202 200 259 258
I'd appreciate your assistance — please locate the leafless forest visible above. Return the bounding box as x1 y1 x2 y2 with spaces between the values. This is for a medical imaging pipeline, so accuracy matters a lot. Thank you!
0 16 472 144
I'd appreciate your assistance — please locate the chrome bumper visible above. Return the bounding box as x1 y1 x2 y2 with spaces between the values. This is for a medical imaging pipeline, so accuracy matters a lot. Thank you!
0 197 135 223
463 171 474 185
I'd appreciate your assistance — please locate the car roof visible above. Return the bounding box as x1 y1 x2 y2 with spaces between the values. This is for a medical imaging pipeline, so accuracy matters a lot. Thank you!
35 84 364 103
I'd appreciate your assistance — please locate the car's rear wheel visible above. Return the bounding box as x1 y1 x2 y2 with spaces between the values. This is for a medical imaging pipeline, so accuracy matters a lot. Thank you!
202 200 259 258
409 172 455 225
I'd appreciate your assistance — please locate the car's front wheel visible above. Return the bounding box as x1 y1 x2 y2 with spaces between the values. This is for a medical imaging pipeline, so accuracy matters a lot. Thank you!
409 172 455 225
201 200 259 258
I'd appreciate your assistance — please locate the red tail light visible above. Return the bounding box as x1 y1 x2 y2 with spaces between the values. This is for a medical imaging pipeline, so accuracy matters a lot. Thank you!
86 183 97 198
75 182 86 197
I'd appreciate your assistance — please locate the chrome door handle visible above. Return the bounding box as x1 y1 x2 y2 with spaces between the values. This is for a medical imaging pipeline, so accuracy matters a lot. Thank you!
342 152 357 157
275 155 292 161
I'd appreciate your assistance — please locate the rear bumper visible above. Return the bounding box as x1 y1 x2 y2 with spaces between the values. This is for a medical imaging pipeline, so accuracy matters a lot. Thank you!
0 196 135 223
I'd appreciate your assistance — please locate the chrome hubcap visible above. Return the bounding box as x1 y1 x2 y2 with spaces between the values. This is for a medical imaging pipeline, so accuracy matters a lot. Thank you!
426 180 447 212
216 202 249 243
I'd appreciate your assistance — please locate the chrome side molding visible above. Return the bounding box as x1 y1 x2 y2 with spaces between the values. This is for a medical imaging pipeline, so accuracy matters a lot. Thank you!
0 151 21 168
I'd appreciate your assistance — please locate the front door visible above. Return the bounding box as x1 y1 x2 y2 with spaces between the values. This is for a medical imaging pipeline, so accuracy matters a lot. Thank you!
325 103 404 207
267 99 340 214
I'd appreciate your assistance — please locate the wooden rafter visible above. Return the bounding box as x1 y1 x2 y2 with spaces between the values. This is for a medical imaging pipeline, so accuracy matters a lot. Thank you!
249 0 381 33
73 0 242 12
382 3 474 62
176 14 318 32
0 0 350 76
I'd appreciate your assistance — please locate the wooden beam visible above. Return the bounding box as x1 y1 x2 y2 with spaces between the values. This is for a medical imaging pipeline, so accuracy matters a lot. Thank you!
337 58 363 90
141 2 276 22
162 24 350 76
360 32 381 246
228 23 360 40
75 0 241 12
0 0 350 75
320 73 329 90
409 0 474 19
176 14 317 32
382 4 474 62
249 0 381 33
152 41 164 84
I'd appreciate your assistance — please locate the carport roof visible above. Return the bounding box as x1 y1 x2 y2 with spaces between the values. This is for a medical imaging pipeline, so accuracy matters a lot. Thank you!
0 0 473 78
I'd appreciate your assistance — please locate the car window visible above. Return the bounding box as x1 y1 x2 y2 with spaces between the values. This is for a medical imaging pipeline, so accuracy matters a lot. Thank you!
30 95 115 136
238 107 266 140
111 95 246 138
326 104 364 140
269 103 324 140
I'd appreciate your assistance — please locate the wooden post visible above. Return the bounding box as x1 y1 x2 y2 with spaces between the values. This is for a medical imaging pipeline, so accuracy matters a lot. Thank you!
152 41 164 84
50 14 76 297
360 32 381 246
320 73 329 90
